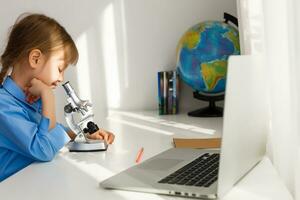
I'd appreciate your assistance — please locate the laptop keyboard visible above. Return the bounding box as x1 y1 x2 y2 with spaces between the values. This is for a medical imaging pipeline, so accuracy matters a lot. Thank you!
158 153 219 187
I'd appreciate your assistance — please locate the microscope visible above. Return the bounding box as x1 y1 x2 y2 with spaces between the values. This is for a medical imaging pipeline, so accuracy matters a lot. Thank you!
62 81 108 152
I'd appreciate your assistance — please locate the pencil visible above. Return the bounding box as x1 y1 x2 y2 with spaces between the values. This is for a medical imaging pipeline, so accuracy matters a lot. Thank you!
135 147 144 163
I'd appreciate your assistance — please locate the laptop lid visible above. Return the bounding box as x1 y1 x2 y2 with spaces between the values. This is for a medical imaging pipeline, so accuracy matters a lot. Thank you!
217 55 269 198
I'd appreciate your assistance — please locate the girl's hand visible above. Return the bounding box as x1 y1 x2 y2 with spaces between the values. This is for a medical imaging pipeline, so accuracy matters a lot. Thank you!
24 78 52 104
87 129 115 144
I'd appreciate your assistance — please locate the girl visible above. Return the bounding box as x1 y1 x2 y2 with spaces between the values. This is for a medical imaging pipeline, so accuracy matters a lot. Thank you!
0 13 115 181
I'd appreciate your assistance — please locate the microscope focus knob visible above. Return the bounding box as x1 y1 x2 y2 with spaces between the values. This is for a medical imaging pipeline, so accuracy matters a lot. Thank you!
64 103 73 113
86 121 99 134
83 128 89 134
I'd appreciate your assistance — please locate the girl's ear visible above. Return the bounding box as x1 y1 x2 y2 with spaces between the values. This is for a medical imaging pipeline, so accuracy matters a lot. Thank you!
28 49 43 69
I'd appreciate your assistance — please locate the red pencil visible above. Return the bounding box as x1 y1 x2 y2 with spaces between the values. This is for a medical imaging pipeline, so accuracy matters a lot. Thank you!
135 147 144 163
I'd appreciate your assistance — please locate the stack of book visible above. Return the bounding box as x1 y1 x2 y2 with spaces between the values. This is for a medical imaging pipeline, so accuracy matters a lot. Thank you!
157 70 179 115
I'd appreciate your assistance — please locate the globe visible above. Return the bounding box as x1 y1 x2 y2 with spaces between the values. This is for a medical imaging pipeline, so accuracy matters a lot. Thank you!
176 15 240 117
176 21 240 95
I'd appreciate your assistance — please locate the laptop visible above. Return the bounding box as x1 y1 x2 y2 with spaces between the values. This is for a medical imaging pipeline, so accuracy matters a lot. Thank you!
100 55 268 199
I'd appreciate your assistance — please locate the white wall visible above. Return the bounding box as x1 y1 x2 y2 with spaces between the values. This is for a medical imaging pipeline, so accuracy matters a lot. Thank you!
0 0 237 124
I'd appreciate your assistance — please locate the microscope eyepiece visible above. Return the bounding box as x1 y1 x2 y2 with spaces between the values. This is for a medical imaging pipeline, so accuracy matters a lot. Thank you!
62 81 74 96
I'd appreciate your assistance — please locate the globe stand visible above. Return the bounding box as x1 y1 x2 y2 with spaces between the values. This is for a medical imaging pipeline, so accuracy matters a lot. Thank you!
188 91 224 117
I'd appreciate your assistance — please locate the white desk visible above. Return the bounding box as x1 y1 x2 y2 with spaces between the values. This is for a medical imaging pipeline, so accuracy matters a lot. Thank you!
0 111 293 200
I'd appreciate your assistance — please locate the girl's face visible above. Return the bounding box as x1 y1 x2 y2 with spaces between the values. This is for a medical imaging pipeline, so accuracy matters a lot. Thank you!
35 49 67 89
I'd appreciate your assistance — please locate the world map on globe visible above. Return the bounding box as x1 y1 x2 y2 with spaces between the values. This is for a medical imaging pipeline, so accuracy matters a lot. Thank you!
176 21 240 95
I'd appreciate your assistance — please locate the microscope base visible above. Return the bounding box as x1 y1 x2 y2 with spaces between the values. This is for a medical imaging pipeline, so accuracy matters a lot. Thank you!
67 140 108 152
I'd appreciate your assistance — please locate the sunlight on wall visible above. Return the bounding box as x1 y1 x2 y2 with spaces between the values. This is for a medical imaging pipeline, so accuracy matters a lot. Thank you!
296 147 300 200
101 3 121 108
120 0 129 88
75 32 93 102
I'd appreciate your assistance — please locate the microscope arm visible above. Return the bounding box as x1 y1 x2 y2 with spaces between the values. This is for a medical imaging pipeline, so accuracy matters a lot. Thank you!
64 112 81 135
64 111 87 142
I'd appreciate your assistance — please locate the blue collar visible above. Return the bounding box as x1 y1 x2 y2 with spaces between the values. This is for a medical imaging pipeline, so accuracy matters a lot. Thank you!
2 76 42 112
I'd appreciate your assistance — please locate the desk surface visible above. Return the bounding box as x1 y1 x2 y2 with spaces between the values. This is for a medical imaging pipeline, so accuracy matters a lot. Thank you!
0 111 293 200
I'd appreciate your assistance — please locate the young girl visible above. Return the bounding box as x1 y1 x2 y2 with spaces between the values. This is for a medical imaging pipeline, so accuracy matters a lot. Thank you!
0 13 115 181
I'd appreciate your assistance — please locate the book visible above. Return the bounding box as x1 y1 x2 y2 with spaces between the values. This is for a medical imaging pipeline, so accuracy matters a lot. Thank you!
157 72 163 115
157 70 179 115
163 71 167 114
167 71 173 114
173 138 221 149
172 71 179 114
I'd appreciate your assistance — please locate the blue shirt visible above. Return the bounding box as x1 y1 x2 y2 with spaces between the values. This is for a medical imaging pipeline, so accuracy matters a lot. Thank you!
0 76 70 181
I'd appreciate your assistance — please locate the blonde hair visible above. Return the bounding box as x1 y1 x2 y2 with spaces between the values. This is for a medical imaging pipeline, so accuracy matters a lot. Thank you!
0 13 79 83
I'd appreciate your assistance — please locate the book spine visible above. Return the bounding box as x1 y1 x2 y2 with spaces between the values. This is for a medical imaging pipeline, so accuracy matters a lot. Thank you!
172 71 177 114
176 72 179 113
160 72 164 114
168 71 173 114
157 72 163 115
163 71 167 115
